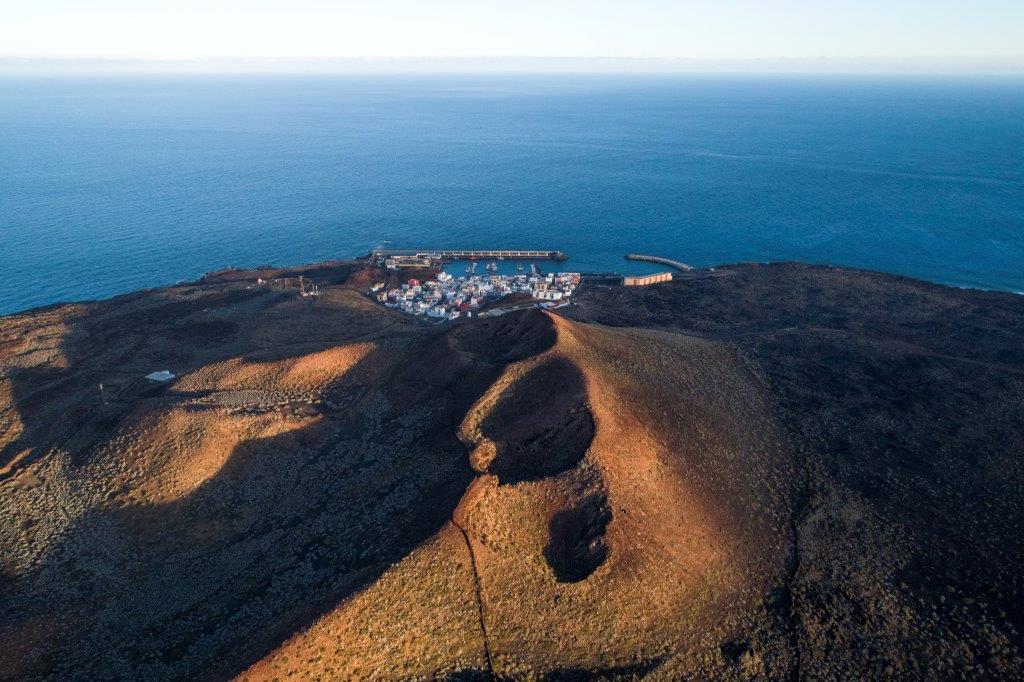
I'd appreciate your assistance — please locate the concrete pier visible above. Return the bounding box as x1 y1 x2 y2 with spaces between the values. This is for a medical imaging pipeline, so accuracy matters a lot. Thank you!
372 248 568 262
625 254 693 271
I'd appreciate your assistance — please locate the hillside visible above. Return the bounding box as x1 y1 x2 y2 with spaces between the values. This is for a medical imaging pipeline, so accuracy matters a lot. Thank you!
2 261 1023 679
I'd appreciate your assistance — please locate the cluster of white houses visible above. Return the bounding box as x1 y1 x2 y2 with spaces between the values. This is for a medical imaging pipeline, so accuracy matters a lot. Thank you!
371 271 580 320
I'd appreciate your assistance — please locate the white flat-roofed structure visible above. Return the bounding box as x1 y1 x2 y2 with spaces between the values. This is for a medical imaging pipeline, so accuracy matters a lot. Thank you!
145 370 177 382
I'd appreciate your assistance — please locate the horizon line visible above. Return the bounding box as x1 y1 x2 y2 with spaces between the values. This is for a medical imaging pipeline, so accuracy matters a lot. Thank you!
2 55 1024 76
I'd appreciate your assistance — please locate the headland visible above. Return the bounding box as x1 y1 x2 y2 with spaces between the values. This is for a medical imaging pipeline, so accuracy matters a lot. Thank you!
2 254 1023 679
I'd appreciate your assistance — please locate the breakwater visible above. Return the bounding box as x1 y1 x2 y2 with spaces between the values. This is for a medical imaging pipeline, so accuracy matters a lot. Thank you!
625 254 693 271
373 249 568 261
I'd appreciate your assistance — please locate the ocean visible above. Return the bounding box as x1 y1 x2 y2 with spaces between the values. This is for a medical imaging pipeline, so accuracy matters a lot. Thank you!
1 74 1022 315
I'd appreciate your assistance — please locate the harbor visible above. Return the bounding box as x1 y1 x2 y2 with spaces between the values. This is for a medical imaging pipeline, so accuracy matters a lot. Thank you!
365 248 695 321
371 248 567 269
370 257 580 321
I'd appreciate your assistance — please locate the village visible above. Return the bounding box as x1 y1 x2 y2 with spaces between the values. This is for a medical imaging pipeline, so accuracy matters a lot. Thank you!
369 261 581 320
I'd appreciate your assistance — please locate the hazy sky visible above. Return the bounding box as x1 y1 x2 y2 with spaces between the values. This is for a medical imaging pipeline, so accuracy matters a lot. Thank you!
2 0 1022 62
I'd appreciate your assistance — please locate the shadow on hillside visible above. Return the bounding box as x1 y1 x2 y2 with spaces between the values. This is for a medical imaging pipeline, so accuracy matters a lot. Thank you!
1 306 574 679
475 356 595 486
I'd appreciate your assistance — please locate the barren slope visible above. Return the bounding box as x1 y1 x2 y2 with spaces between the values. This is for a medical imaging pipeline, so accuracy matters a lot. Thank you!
245 313 796 679
566 263 1024 678
2 260 1023 679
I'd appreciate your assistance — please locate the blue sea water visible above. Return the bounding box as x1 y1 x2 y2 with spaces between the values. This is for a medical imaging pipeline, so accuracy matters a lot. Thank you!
1 74 1022 315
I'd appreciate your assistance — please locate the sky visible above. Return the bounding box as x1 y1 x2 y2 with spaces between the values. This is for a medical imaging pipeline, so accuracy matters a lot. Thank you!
1 0 1022 70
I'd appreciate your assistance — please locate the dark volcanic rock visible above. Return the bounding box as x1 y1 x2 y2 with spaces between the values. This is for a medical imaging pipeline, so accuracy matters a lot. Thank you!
565 261 1024 679
3 260 1023 680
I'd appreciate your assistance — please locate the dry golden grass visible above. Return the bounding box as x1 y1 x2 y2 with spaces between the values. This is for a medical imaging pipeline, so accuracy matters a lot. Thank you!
88 407 315 503
176 343 374 394
4 262 1022 679
241 524 487 681
237 312 795 679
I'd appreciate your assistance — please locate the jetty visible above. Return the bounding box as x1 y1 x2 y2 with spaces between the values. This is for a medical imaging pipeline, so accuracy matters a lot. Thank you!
625 254 693 271
372 248 568 262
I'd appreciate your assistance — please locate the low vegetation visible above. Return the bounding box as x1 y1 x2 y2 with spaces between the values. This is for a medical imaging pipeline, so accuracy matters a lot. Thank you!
1 260 1022 679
